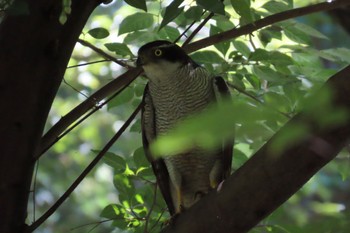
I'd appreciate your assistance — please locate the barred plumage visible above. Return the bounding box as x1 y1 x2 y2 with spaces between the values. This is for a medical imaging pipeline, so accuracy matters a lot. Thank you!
138 40 232 215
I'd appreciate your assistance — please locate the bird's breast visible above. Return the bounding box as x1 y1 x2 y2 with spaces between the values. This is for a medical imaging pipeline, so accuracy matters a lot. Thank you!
148 68 215 134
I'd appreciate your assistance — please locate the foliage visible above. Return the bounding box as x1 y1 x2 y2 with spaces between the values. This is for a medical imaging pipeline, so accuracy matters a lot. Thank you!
29 0 350 233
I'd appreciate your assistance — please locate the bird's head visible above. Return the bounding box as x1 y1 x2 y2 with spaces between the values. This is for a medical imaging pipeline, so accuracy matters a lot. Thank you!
136 40 191 81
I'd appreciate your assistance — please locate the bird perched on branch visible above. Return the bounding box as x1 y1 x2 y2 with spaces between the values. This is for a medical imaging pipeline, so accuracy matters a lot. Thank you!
137 40 232 215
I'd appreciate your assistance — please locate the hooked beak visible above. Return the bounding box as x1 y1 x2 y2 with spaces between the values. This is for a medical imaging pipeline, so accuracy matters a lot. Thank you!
136 54 146 67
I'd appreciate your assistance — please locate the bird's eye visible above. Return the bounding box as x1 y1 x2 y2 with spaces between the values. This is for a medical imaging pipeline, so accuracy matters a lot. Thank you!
154 49 162 56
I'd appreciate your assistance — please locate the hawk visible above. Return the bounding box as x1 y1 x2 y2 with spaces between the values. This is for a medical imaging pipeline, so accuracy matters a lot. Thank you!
137 40 232 215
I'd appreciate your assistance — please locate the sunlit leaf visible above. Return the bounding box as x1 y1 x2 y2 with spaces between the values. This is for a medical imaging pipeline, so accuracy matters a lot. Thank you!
119 12 154 35
100 204 122 218
114 174 135 196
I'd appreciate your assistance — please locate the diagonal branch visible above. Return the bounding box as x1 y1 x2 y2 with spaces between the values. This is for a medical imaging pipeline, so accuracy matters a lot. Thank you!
28 102 143 232
184 0 350 53
77 39 132 68
38 67 142 157
161 64 350 233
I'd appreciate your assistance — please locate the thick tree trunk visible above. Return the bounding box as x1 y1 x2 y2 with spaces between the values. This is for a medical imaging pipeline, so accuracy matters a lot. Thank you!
161 64 350 233
0 0 101 232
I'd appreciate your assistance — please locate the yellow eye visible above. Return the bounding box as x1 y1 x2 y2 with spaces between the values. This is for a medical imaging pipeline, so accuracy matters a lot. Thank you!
154 49 162 56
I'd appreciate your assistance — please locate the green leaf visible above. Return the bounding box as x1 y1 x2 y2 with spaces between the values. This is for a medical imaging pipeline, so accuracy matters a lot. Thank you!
245 74 261 90
88 27 110 39
130 119 141 132
123 31 158 44
320 48 350 63
104 43 133 57
159 0 184 30
190 51 225 64
232 148 249 169
184 6 203 21
124 0 147 11
133 147 149 168
196 0 225 15
119 12 154 35
283 22 310 44
230 0 253 24
112 218 129 230
159 26 181 41
102 152 126 174
250 48 270 61
258 26 282 46
108 88 134 109
233 40 251 58
230 74 245 91
113 173 135 196
100 204 122 219
210 25 230 56
292 22 328 40
262 1 290 14
264 91 291 113
253 66 281 82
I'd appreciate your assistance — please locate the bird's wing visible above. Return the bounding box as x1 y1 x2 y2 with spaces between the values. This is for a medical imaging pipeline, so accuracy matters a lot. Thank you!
141 84 176 215
214 76 234 179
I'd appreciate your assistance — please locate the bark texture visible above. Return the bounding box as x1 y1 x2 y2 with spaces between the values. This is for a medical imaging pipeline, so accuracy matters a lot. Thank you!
0 0 101 232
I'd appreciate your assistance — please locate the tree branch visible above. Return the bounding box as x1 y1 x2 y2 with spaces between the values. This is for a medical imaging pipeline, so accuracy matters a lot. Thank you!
77 38 132 68
184 0 350 53
160 64 350 233
28 102 143 232
38 67 142 157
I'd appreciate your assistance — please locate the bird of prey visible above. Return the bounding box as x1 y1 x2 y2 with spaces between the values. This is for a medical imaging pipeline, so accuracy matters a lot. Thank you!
137 40 232 215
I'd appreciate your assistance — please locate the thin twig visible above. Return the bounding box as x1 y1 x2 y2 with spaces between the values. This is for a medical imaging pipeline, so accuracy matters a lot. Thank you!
67 59 110 69
70 219 112 232
27 103 143 232
173 9 208 43
149 208 167 232
77 38 132 69
182 12 214 47
63 78 90 99
228 83 291 119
